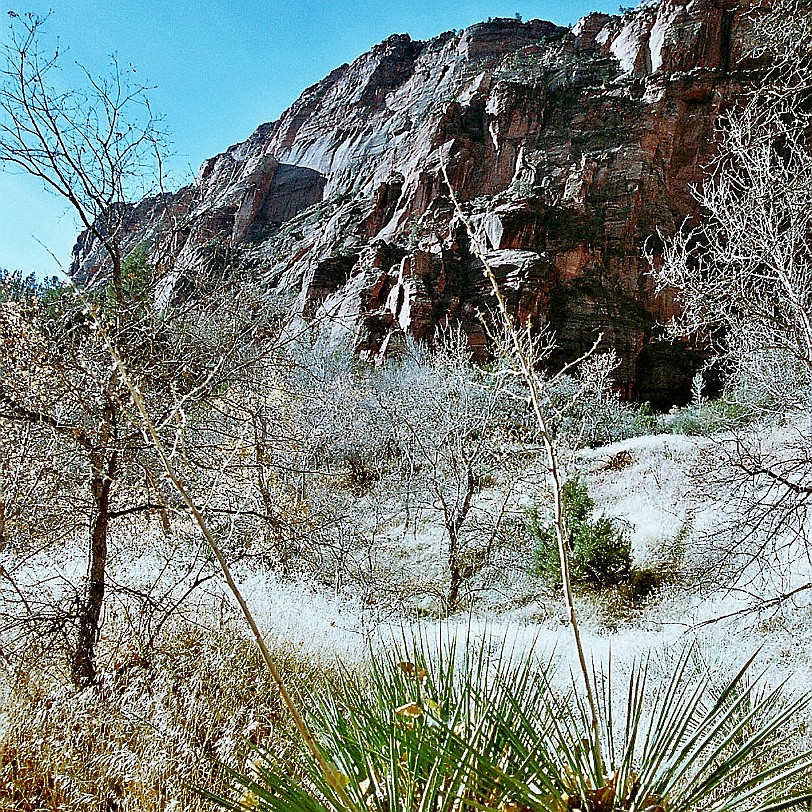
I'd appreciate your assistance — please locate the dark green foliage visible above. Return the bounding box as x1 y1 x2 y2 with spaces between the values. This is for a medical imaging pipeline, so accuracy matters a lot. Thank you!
2 246 152 329
114 244 151 303
96 244 152 315
530 477 632 588
636 400 659 433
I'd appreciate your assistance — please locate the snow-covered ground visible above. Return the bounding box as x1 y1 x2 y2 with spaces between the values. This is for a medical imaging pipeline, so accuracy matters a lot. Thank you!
236 421 812 688
5 421 812 691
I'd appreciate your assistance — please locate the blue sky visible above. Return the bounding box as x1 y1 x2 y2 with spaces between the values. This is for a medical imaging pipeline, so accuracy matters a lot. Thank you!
1 0 619 277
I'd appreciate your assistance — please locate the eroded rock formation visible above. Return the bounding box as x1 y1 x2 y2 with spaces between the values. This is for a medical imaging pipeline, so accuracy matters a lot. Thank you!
72 0 767 407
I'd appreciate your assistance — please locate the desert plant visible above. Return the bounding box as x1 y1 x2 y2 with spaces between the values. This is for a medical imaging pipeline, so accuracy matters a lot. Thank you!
210 635 812 812
530 477 632 589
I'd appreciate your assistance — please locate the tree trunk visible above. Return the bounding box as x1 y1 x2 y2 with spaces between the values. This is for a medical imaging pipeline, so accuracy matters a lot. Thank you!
447 535 462 614
71 449 117 688
445 465 475 615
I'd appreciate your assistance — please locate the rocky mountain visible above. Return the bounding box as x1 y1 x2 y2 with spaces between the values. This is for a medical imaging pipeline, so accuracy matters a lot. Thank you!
72 0 767 407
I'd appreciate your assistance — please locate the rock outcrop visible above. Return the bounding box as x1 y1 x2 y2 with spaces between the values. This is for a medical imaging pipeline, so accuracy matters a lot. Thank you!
72 0 767 407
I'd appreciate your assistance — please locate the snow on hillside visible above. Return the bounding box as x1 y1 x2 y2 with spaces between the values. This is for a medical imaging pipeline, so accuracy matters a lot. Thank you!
5 421 810 689
221 422 812 690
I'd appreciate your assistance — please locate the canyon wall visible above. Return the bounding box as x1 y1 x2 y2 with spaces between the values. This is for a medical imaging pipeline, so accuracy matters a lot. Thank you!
73 0 766 406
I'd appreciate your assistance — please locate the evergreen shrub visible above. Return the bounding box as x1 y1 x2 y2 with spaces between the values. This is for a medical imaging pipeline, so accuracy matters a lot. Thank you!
530 477 632 588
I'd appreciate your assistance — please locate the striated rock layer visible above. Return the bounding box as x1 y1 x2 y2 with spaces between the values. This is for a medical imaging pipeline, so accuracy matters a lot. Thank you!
73 0 767 407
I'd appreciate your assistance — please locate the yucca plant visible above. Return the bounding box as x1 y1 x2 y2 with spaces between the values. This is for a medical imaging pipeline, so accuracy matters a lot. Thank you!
486 648 812 812
208 635 812 812
207 633 545 812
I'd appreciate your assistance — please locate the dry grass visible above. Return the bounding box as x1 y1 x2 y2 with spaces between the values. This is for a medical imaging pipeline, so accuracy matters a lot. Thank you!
0 609 336 811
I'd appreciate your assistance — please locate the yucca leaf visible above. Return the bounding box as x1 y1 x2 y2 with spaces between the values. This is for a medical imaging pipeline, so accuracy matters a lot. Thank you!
674 685 810 808
747 791 812 812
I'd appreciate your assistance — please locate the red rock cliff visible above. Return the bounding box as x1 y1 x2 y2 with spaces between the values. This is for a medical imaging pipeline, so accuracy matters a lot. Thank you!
72 0 766 407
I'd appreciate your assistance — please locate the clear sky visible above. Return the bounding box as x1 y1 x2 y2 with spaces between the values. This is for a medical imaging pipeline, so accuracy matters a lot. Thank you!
0 0 620 277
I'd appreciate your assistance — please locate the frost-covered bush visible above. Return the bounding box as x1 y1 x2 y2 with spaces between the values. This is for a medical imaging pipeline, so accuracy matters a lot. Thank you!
546 375 669 447
724 346 812 416
664 397 754 436
544 351 646 447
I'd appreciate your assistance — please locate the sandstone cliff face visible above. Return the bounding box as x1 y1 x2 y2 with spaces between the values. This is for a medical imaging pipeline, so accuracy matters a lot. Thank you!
73 0 764 407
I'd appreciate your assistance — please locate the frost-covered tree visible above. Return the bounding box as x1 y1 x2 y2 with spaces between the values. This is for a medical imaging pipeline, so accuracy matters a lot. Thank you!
377 331 527 612
651 0 812 609
214 330 532 614
0 265 277 686
652 0 812 411
0 13 171 685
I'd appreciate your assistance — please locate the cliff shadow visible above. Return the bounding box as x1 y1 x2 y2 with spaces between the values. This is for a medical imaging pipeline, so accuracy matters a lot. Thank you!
244 164 327 243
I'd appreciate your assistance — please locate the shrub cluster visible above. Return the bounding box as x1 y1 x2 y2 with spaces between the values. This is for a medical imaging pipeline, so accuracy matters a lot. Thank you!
530 477 632 589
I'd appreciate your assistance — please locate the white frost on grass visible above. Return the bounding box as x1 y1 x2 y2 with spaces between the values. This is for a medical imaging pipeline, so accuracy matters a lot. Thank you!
578 433 706 562
6 421 810 692
234 566 369 664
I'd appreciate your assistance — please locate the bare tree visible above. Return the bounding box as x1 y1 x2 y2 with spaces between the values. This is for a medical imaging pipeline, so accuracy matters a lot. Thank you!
0 16 350 788
194 329 532 616
0 14 290 684
0 12 166 301
0 266 279 686
0 12 172 686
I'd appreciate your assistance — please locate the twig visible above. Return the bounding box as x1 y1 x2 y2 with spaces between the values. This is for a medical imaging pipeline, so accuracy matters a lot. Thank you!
441 163 603 769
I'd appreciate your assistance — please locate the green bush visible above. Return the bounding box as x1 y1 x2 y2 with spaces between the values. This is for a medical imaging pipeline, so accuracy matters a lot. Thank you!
635 400 660 433
530 477 632 588
0 268 43 302
103 243 152 310
666 397 754 436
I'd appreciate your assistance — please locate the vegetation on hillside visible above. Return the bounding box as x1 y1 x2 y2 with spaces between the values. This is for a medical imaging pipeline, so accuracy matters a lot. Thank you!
1 2 812 810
